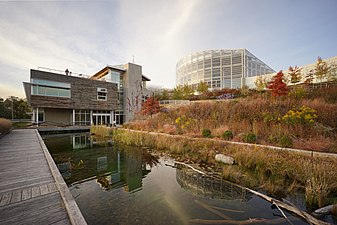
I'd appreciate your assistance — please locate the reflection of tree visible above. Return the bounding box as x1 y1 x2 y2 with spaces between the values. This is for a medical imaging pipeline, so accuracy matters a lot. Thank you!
142 150 159 168
97 176 110 190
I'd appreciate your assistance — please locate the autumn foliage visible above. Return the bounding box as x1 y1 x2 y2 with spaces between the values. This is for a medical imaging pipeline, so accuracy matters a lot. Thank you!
141 97 161 117
267 71 289 97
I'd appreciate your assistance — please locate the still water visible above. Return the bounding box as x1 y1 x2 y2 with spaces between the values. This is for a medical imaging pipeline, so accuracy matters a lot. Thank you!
43 133 309 225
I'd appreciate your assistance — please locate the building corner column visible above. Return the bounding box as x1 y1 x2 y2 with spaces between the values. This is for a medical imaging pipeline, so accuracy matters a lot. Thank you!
72 109 75 126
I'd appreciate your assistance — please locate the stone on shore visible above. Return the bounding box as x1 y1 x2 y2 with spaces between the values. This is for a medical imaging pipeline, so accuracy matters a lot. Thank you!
215 154 234 165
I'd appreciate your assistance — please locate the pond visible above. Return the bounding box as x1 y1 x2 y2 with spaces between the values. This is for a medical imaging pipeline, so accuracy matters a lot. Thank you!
43 133 311 225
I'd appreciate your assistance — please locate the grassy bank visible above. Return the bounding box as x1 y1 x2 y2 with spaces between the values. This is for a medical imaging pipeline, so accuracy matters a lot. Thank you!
126 88 337 153
111 128 337 210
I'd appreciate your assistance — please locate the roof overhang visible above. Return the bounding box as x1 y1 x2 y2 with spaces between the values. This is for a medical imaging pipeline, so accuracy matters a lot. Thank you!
23 82 31 105
142 74 151 81
90 65 126 80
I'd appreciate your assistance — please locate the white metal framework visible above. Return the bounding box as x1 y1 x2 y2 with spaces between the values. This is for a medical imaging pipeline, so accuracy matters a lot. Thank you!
176 49 275 90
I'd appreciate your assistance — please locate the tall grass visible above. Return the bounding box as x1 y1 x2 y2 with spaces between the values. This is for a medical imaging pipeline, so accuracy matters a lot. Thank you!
0 118 12 134
125 92 337 152
112 129 337 207
90 125 112 137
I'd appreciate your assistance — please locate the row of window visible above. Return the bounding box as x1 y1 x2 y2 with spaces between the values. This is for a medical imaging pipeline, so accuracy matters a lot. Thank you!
31 85 71 98
31 79 71 88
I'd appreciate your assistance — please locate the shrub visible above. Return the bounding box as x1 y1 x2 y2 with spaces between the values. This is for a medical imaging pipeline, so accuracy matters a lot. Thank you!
222 130 233 140
282 106 318 126
202 128 212 138
243 133 257 143
279 134 293 148
288 86 307 99
0 118 12 134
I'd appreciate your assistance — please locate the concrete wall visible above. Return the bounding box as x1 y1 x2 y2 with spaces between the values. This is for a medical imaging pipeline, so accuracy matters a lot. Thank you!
123 63 147 123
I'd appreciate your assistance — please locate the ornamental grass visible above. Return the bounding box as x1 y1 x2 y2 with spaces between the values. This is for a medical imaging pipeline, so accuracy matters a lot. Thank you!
0 118 12 134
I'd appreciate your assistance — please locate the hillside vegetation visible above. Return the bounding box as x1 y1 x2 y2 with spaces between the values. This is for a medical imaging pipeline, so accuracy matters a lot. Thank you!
126 86 337 153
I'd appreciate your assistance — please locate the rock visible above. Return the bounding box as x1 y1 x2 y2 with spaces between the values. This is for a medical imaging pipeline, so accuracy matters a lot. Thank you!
215 154 234 165
314 204 337 216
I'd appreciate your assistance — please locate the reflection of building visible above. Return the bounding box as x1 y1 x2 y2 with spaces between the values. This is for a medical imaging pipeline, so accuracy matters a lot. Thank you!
176 164 253 201
23 63 151 126
176 49 274 90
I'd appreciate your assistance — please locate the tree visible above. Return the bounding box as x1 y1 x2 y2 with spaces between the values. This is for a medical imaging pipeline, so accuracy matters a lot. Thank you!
254 76 267 92
182 84 194 99
196 81 209 95
304 69 314 85
288 66 302 84
161 89 169 100
267 71 289 97
314 56 330 82
0 96 30 119
172 85 184 100
327 62 337 82
141 97 161 117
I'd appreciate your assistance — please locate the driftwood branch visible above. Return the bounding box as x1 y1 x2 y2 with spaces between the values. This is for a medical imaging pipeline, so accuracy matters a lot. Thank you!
247 188 330 225
175 162 206 175
190 217 286 224
210 205 244 213
195 200 232 220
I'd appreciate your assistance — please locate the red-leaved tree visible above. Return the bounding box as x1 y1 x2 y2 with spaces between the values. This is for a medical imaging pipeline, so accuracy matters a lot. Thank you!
141 97 161 117
267 71 289 97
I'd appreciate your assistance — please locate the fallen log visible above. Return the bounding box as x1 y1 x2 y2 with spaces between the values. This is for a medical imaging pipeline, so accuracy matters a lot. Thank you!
210 205 244 213
175 161 206 175
194 200 232 220
190 217 286 224
247 188 330 225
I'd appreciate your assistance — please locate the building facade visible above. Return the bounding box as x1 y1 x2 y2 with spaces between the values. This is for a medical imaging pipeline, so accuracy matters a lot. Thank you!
176 49 275 90
23 63 151 126
245 55 337 88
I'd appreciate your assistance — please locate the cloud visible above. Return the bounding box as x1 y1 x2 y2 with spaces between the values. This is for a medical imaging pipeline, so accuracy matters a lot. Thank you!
116 0 202 88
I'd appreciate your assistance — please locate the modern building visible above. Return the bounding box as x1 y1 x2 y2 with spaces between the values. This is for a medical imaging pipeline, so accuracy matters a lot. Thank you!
245 55 337 88
176 49 275 90
23 63 151 126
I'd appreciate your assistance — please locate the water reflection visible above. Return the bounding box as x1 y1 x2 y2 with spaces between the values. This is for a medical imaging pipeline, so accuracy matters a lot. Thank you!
176 163 253 202
43 133 309 225
43 133 160 193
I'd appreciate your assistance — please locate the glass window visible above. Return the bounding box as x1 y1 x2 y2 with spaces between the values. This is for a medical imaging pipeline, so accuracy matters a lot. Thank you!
97 87 107 101
31 79 70 88
45 87 59 96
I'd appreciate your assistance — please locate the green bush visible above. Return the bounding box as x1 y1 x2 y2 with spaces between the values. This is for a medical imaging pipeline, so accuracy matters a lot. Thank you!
279 135 293 148
202 128 212 138
268 134 278 144
0 118 12 134
243 133 257 143
222 130 233 140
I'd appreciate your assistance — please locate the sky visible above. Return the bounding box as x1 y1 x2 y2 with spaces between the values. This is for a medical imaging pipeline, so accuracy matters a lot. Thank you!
0 0 337 98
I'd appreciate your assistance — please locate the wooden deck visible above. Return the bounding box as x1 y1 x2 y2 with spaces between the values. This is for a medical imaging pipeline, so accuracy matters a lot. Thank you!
0 129 86 225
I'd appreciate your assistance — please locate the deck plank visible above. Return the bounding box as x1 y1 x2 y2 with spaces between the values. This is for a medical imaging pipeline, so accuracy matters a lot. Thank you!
0 129 85 225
